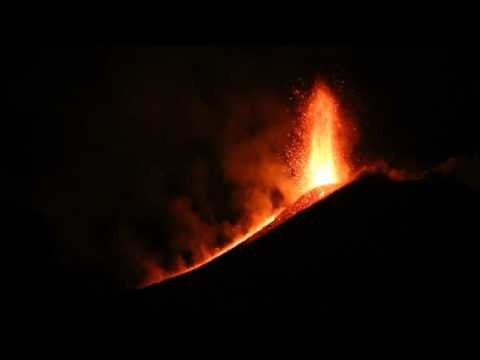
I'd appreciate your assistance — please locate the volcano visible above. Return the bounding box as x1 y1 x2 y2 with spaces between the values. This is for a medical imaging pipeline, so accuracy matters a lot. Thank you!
111 172 478 317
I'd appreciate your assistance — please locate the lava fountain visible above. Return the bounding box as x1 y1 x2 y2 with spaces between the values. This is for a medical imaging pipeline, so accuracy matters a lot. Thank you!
142 83 354 287
274 84 353 226
303 84 348 190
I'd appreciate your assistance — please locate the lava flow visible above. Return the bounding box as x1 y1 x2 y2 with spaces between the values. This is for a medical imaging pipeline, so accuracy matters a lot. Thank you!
142 83 353 287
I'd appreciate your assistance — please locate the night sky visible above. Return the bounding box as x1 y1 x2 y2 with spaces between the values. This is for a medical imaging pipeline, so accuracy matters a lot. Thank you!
5 47 479 314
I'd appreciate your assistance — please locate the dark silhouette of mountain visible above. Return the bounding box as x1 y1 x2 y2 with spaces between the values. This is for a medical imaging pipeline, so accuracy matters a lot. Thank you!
10 172 478 323
111 172 478 317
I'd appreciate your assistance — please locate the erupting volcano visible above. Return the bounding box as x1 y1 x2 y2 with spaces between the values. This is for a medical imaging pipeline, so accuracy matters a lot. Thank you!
143 83 354 287
20 47 477 320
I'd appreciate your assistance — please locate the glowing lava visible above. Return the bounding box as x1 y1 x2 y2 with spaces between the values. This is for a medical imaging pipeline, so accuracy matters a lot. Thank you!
142 211 281 287
302 84 349 193
143 83 353 287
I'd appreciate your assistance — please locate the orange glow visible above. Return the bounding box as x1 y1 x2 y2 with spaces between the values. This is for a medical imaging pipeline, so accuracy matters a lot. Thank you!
142 83 354 287
305 88 339 190
142 211 281 287
302 84 350 192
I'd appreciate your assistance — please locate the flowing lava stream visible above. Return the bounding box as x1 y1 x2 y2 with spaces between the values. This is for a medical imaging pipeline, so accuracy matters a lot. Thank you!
143 84 353 287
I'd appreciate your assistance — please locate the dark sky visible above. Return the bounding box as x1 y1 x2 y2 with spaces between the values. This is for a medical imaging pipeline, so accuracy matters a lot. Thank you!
5 47 479 290
10 47 478 179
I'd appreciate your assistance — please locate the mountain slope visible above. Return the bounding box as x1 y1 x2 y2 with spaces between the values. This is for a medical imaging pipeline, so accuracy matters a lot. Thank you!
118 173 478 316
